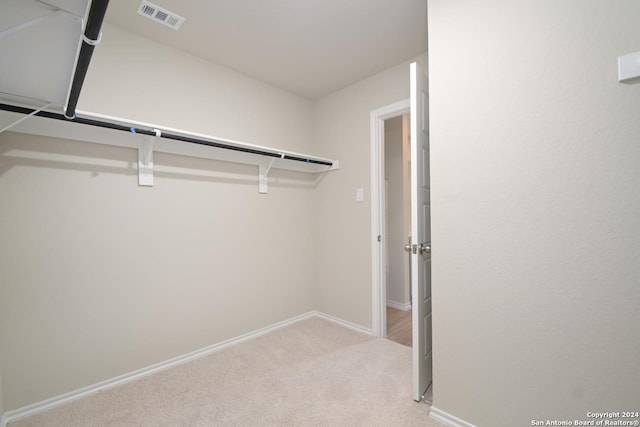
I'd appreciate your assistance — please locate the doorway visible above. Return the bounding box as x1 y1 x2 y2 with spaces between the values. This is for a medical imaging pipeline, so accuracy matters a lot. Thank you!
383 114 412 348
370 99 410 339
370 62 432 403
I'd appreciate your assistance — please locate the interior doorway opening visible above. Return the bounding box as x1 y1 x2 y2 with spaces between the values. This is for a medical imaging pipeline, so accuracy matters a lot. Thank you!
370 98 409 339
371 61 432 403
383 114 413 348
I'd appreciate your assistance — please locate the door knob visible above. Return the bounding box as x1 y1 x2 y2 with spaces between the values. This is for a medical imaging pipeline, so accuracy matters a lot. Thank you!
404 244 412 253
417 243 431 254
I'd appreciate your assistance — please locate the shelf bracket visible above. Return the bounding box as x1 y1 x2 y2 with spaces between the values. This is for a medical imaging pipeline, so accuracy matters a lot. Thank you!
258 153 284 194
138 129 160 187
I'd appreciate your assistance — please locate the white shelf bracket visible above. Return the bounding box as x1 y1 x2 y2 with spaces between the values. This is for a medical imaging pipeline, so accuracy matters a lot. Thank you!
258 153 284 194
138 129 159 187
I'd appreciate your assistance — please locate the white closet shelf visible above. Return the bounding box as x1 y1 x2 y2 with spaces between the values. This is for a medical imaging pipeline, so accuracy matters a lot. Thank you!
0 104 339 193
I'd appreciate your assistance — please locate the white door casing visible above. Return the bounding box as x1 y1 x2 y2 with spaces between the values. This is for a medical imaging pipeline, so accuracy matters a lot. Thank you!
370 99 410 338
410 61 432 401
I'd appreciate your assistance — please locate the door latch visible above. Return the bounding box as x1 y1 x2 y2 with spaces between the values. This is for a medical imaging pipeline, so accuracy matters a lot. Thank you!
410 243 432 254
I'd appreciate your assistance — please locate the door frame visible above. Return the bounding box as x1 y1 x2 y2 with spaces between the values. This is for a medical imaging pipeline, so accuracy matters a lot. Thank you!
370 98 410 338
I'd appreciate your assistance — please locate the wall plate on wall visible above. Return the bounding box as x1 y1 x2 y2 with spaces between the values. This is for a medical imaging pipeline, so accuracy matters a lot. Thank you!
618 52 640 83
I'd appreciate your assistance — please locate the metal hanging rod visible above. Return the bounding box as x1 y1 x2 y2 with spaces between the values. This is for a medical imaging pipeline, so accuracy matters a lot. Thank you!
64 0 110 119
0 103 334 166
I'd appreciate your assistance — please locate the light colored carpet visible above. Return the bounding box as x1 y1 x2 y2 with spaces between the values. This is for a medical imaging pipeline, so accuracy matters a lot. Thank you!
10 317 445 427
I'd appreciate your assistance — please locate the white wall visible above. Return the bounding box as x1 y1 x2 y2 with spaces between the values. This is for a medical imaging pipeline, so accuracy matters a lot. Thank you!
313 54 427 328
0 24 316 411
428 1 640 426
80 25 313 153
384 116 409 306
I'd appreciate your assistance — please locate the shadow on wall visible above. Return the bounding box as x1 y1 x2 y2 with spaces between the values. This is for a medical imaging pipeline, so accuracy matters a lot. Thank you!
0 132 321 190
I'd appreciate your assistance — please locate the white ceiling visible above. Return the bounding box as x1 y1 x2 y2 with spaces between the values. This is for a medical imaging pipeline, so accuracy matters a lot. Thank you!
104 0 427 99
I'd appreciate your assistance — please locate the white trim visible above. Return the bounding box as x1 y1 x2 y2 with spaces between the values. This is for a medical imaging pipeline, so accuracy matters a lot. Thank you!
0 311 372 426
370 99 411 338
313 311 373 335
430 406 477 427
386 300 411 311
1 311 317 426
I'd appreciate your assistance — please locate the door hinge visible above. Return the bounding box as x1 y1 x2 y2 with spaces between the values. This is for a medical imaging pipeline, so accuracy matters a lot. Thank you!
377 235 381 242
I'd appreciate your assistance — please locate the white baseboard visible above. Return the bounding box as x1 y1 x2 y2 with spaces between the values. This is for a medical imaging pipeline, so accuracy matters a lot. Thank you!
430 406 476 427
1 311 318 427
313 311 373 335
386 300 411 311
0 311 373 426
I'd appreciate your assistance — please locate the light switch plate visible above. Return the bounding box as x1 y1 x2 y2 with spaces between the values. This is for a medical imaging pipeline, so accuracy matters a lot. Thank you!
618 52 640 83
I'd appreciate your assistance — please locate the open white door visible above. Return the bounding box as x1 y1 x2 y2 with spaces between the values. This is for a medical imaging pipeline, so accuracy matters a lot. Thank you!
410 61 432 401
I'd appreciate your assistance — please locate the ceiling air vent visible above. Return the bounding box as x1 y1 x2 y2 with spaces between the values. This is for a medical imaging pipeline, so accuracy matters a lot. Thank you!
137 1 185 30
